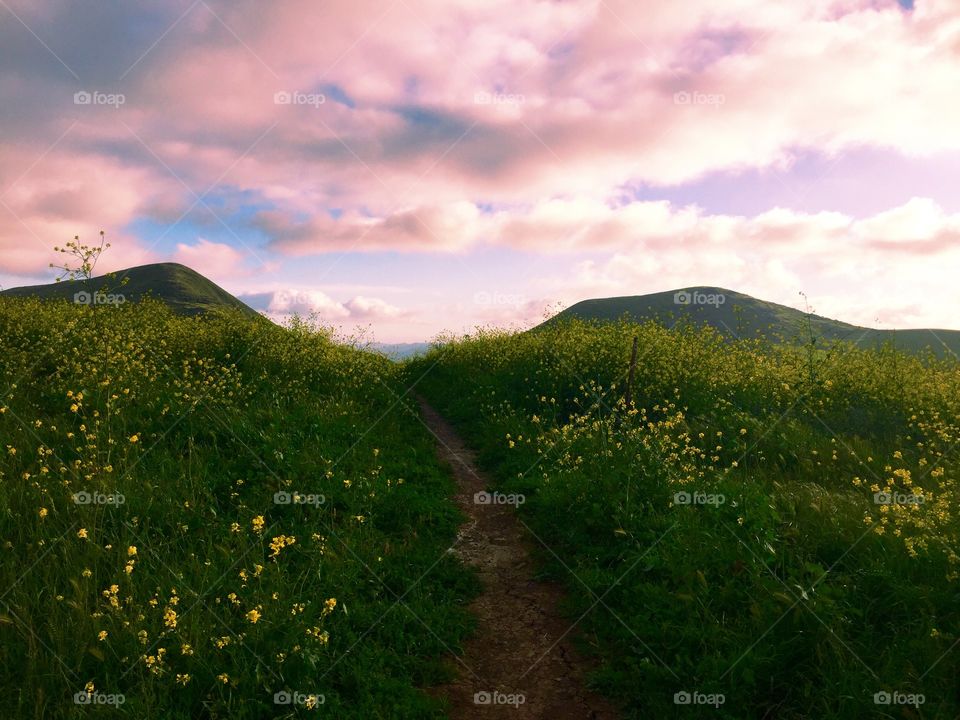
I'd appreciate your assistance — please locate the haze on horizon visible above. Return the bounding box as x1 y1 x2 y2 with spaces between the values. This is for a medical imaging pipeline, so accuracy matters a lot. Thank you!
1 0 957 343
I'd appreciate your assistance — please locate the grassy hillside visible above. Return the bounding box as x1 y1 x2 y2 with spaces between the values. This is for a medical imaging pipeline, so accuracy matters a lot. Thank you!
0 296 475 719
410 319 960 719
0 263 258 318
547 287 960 358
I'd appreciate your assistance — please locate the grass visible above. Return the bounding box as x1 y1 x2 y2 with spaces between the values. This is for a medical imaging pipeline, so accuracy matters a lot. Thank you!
0 297 477 719
409 318 960 719
6 287 960 718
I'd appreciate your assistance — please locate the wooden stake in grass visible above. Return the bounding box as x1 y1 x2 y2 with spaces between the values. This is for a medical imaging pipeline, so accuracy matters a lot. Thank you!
624 335 638 409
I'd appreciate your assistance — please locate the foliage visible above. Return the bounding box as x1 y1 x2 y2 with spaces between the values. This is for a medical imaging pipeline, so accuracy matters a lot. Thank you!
0 297 476 719
410 319 960 719
50 232 111 281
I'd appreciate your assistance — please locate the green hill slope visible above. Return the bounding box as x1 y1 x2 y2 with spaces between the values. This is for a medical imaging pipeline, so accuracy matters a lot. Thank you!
0 262 258 317
545 286 960 357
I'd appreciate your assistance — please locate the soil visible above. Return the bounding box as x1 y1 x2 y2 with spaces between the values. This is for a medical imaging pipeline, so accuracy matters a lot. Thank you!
418 398 619 720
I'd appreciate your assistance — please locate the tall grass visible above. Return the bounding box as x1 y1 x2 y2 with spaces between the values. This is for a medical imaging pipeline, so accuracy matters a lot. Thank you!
0 297 476 719
411 319 960 719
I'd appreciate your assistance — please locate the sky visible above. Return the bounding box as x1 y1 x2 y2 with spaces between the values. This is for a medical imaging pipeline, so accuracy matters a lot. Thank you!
1 0 958 342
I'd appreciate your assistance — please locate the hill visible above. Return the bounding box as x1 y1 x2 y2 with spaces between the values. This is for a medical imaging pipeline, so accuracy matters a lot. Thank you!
0 262 258 317
545 286 960 358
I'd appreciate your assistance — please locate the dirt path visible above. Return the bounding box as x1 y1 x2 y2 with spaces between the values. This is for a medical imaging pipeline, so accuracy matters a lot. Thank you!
418 398 619 720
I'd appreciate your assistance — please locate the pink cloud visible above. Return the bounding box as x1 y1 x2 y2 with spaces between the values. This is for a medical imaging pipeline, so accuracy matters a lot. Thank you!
2 0 958 341
173 238 245 268
20 0 952 221
344 296 406 319
0 146 163 276
855 197 960 253
257 202 482 254
172 238 275 281
240 288 406 324
264 289 351 318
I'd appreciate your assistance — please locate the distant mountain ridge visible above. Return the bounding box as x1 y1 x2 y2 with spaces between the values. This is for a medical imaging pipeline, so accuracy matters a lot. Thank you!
372 342 431 360
0 263 258 317
544 286 960 358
